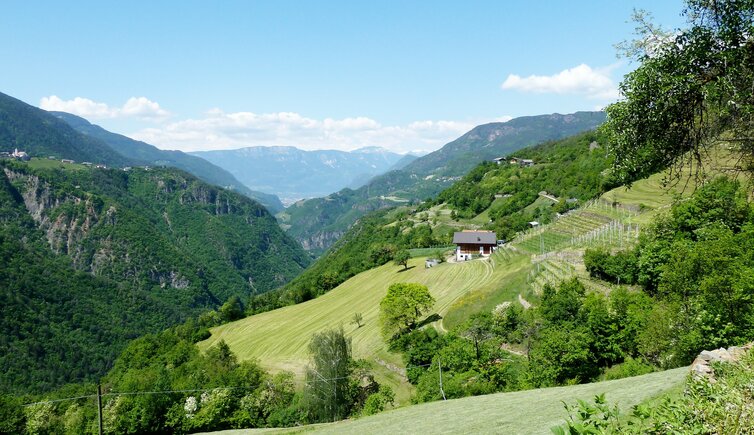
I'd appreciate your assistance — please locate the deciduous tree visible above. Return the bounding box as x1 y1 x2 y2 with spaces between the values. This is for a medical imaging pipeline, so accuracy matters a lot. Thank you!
304 328 353 422
604 1 754 185
393 249 410 270
379 283 435 339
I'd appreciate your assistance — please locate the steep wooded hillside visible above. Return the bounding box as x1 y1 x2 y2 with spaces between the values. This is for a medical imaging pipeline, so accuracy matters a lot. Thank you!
280 112 605 254
0 92 137 167
0 159 310 392
405 111 606 176
51 111 284 213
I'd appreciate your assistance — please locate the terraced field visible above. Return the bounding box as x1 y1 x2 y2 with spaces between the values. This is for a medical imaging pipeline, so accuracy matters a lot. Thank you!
602 146 746 223
527 258 577 296
513 201 635 255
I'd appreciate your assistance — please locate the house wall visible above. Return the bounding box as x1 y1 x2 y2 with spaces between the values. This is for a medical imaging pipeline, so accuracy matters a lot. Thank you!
455 243 495 260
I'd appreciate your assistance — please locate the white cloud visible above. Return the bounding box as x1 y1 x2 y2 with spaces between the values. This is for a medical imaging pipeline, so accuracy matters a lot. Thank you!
130 110 512 154
39 95 170 120
120 97 170 119
501 64 620 100
39 96 115 118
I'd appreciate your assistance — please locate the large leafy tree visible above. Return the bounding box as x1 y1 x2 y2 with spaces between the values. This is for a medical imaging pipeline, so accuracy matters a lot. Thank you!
379 283 436 339
604 0 754 184
393 249 411 270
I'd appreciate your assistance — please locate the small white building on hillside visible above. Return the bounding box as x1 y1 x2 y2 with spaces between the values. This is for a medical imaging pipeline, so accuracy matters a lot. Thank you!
12 148 30 161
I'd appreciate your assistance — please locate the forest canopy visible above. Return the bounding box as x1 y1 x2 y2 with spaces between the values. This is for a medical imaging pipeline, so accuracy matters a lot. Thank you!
604 0 754 184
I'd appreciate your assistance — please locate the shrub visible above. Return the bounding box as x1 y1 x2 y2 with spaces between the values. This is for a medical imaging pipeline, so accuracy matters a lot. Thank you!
601 357 654 381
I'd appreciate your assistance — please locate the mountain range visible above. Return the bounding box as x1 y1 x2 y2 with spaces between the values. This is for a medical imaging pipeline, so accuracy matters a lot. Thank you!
192 146 416 204
50 110 285 212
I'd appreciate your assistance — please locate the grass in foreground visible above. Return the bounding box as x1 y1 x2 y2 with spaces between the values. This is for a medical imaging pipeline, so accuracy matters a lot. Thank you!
212 367 687 435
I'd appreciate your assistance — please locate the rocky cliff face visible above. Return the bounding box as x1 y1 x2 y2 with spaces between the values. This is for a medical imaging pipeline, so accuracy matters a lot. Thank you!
299 230 347 252
1 163 310 301
4 168 99 267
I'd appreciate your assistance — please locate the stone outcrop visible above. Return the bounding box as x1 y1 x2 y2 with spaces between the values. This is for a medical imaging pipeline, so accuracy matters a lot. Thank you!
690 342 753 381
4 168 99 265
299 230 346 251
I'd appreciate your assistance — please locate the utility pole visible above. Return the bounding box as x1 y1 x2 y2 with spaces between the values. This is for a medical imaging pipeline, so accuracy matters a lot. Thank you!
97 384 103 435
539 227 544 256
438 359 446 401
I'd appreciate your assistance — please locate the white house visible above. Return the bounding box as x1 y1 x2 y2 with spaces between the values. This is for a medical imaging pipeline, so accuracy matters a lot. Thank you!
12 148 30 161
453 230 497 261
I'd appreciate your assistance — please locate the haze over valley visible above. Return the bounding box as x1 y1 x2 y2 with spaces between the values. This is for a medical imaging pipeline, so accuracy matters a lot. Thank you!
192 145 416 205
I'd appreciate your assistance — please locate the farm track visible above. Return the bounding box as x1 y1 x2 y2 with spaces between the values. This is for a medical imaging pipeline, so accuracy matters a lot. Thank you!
518 294 531 309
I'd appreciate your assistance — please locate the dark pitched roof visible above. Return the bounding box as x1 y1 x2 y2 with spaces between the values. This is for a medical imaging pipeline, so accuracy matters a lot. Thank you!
453 231 497 245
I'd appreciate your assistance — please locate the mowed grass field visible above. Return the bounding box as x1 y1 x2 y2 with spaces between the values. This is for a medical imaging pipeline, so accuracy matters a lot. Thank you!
26 157 89 171
198 253 525 403
603 146 750 223
211 367 687 435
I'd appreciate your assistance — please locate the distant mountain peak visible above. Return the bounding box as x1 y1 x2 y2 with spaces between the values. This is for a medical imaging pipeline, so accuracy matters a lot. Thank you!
49 109 284 212
192 145 408 200
352 146 392 154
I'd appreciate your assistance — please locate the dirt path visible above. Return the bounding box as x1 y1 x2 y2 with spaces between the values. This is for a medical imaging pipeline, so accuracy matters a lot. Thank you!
500 342 527 357
538 192 560 202
438 258 493 333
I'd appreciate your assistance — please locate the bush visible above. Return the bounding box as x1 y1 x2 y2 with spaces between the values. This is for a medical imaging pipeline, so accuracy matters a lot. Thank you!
556 349 754 433
361 385 395 416
0 395 25 434
601 357 655 381
584 248 638 284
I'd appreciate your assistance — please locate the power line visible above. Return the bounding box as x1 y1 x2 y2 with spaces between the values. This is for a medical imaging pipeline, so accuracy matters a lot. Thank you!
23 394 97 407
23 361 439 408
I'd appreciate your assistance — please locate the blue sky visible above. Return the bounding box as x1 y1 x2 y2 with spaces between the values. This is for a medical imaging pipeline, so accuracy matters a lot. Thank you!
1 1 686 153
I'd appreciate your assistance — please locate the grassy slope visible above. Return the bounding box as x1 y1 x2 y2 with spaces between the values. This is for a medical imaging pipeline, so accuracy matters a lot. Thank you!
199 253 520 403
199 160 697 403
215 368 687 435
602 146 745 223
26 157 89 171
197 147 746 432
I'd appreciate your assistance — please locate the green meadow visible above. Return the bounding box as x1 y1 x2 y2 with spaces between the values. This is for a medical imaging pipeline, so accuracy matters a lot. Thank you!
213 368 687 434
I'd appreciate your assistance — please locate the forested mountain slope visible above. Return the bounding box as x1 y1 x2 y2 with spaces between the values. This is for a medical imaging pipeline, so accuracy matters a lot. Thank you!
0 92 137 167
404 111 606 176
0 159 310 393
280 111 605 254
51 111 284 213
